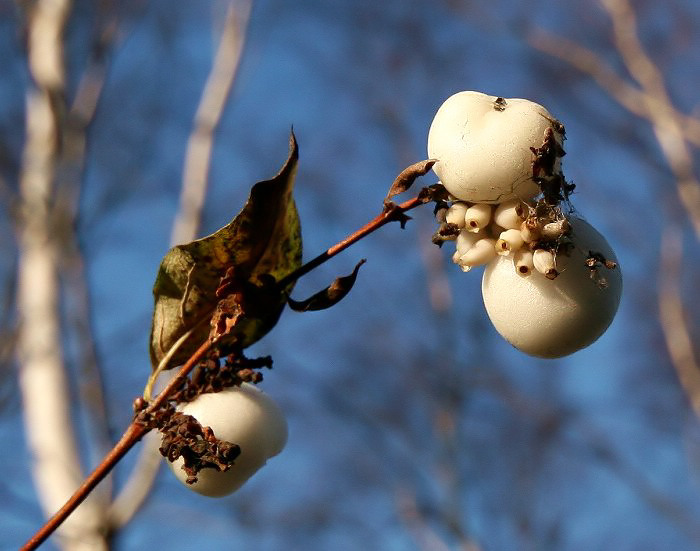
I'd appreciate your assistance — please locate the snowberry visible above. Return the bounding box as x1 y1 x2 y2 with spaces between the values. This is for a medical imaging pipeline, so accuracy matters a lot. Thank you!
481 217 622 358
464 203 493 232
445 202 468 228
455 228 484 256
168 383 288 497
496 228 525 256
494 199 527 230
456 237 497 272
532 249 558 280
427 91 564 203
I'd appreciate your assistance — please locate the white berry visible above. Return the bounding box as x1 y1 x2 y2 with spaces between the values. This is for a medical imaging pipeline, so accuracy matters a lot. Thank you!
481 218 622 358
427 91 564 203
168 383 288 497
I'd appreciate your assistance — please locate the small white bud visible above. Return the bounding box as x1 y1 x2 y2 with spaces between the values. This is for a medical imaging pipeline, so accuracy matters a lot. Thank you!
445 202 468 228
533 249 559 279
541 218 571 240
464 203 492 232
496 228 525 256
493 199 526 230
456 229 484 256
458 237 497 271
514 249 534 277
520 219 542 243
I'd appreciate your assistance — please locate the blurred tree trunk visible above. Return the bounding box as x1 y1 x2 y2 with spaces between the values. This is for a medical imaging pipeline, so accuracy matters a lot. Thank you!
16 0 108 548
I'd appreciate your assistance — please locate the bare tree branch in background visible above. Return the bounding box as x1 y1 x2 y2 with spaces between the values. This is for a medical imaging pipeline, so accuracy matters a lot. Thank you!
16 0 107 548
55 11 122 510
170 1 251 246
528 31 700 148
529 0 700 238
658 225 700 417
395 487 453 551
529 0 700 420
107 1 252 530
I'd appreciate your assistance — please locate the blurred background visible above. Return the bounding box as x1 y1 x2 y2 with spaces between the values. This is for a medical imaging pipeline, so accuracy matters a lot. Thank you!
2 0 700 549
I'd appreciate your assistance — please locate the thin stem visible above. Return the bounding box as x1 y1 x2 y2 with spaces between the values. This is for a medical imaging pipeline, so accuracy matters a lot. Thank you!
21 338 216 551
278 195 424 288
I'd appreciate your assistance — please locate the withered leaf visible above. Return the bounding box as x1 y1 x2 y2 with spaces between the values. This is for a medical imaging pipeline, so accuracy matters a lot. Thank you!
417 182 449 204
384 159 437 203
150 133 303 370
287 259 366 312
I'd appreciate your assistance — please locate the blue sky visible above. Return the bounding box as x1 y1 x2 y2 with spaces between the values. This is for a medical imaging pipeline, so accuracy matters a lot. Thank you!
2 0 700 549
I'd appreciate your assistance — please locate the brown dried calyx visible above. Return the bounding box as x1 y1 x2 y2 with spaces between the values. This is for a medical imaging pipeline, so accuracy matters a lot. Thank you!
170 353 273 405
132 399 241 485
158 409 241 485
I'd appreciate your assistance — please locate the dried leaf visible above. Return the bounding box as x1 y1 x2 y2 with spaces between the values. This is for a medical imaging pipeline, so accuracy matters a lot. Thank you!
150 133 303 369
287 259 366 312
417 182 450 204
384 159 437 203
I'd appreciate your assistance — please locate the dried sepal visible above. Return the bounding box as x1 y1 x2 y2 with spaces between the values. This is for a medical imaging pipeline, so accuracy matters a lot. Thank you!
385 159 438 203
542 218 571 241
432 222 460 246
520 218 542 243
158 409 241 485
287 259 366 312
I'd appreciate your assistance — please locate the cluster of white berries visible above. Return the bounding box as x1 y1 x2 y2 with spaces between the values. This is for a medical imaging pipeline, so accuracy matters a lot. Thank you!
168 383 288 497
428 91 622 358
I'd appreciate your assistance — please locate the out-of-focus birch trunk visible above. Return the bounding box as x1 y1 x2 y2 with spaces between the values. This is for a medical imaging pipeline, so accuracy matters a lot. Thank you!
16 0 107 548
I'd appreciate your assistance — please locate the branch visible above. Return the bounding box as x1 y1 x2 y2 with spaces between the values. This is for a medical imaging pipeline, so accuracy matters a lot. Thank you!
277 192 431 289
108 1 252 530
55 10 122 509
658 225 700 417
529 1 700 237
528 30 700 148
599 0 700 237
170 1 251 246
20 338 216 551
23 164 437 548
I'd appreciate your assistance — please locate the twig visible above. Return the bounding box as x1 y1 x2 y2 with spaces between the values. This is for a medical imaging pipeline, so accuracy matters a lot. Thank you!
107 2 252 530
530 0 700 237
600 0 700 237
21 338 216 551
658 225 700 417
56 11 122 509
528 29 700 147
170 1 251 246
395 487 452 551
277 194 426 289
